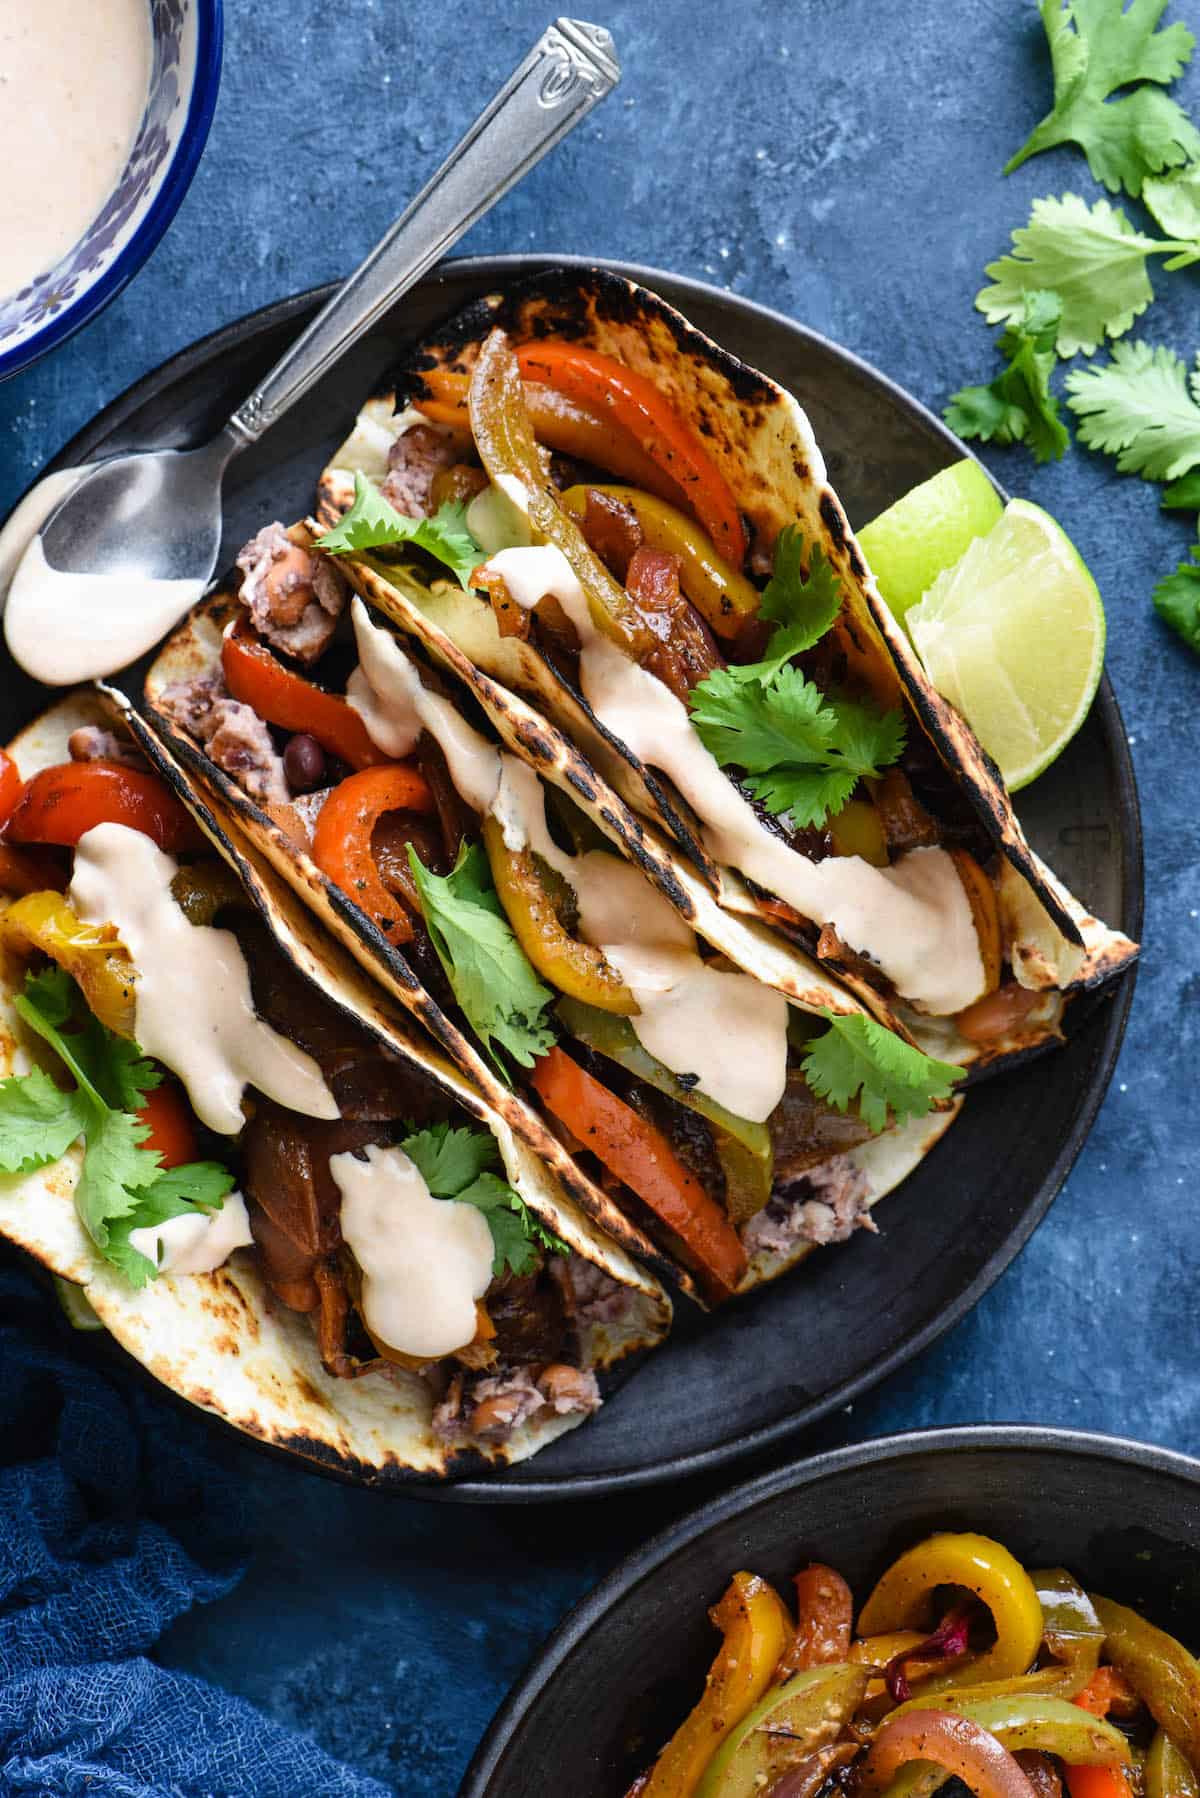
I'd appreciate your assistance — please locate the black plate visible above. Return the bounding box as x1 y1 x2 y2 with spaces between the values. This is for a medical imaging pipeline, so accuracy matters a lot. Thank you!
10 257 1142 1497
462 1425 1200 1793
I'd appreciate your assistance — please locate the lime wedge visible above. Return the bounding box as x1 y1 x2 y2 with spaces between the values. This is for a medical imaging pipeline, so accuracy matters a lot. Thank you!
906 499 1105 791
858 460 1004 624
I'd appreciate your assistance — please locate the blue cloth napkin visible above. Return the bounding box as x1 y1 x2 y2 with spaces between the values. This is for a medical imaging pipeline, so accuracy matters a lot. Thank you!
0 1262 393 1797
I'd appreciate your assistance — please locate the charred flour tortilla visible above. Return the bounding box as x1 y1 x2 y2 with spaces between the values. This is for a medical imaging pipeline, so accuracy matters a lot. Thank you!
144 561 970 1304
317 267 1136 1068
0 690 672 1479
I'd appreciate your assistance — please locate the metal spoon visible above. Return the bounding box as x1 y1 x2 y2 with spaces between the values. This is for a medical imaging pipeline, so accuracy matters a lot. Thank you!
24 19 619 665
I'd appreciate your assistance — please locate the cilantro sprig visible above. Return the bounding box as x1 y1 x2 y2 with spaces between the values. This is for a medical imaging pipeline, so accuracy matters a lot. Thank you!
802 1010 963 1135
316 469 483 590
0 968 235 1287
1065 339 1200 479
1005 0 1200 198
688 531 905 830
400 1120 568 1277
406 842 556 1077
946 291 1070 464
1152 544 1200 651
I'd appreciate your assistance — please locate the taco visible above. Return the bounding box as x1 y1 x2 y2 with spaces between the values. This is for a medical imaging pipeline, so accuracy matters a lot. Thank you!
145 536 964 1307
313 266 1137 1072
0 690 672 1478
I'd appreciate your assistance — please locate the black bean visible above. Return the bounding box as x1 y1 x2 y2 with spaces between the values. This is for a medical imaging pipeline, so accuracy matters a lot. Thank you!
284 733 326 792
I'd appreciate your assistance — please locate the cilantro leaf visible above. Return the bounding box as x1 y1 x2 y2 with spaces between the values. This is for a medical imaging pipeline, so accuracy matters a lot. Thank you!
945 291 1071 464
0 1067 90 1174
397 1123 568 1277
1005 0 1200 197
400 1120 498 1197
1152 543 1200 651
802 1011 963 1135
2 969 235 1282
1143 162 1200 246
977 194 1195 358
1065 339 1200 479
405 842 556 1075
745 527 843 680
689 666 905 830
1161 469 1200 509
315 470 482 590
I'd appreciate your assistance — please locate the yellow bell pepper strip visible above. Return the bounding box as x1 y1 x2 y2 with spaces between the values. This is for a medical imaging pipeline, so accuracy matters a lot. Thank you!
949 851 1002 996
1146 1729 1200 1798
1032 1571 1106 1681
858 1534 1044 1690
695 1662 869 1798
0 892 135 1037
554 995 774 1223
558 484 760 642
1091 1597 1200 1769
828 797 889 867
643 1572 793 1798
468 330 655 662
480 819 636 1015
862 1710 1038 1798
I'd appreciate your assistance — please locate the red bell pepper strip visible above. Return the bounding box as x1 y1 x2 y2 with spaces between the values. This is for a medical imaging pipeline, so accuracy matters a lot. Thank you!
529 1045 747 1301
0 750 23 831
311 766 435 948
221 618 388 771
136 1081 198 1169
516 340 747 567
6 761 203 854
1060 1669 1138 1798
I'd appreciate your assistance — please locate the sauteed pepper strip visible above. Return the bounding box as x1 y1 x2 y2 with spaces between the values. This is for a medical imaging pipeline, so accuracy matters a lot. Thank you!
1146 1730 1200 1798
558 483 759 640
481 819 637 1014
0 892 135 1037
642 1572 792 1798
858 1533 1044 1689
862 1710 1038 1798
221 617 388 771
7 761 202 854
516 341 747 567
1091 1595 1200 1768
468 331 655 662
529 1045 747 1300
885 1693 1132 1766
1033 1571 1106 1680
311 766 436 949
555 995 774 1223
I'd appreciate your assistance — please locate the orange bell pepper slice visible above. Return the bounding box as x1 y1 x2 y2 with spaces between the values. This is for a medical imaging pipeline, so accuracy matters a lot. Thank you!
311 765 435 948
7 761 203 854
516 340 746 567
136 1080 199 1169
643 1571 792 1797
529 1044 747 1301
221 617 388 771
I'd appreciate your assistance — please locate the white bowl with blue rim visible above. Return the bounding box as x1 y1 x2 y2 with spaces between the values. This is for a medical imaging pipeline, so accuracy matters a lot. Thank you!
0 0 223 381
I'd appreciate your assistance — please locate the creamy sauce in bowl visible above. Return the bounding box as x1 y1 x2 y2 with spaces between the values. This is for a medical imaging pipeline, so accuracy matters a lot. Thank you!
0 0 152 299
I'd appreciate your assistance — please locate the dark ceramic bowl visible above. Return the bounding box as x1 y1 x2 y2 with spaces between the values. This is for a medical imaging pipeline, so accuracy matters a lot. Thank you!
0 260 1141 1493
0 0 223 379
462 1426 1200 1794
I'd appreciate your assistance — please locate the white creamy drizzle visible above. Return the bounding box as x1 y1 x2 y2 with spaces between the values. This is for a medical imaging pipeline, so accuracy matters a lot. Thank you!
68 824 339 1135
481 542 986 1016
5 537 205 686
0 0 151 298
128 1192 255 1278
331 1143 493 1359
348 605 788 1118
346 598 502 813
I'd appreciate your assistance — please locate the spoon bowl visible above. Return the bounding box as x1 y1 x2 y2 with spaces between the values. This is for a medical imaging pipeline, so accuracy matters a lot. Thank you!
40 435 234 583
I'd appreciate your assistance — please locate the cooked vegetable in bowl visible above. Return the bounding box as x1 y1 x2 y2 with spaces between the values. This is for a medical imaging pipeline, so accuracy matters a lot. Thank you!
629 1532 1199 1798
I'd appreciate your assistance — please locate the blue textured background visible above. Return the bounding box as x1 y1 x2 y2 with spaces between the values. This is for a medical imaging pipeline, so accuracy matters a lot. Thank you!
2 2 1198 1790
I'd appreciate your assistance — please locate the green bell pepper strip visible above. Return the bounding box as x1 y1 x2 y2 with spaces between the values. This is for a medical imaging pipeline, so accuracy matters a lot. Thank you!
874 1696 1131 1798
555 994 775 1223
1032 1571 1105 1679
695 1662 868 1798
1092 1596 1200 1770
1146 1729 1200 1798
